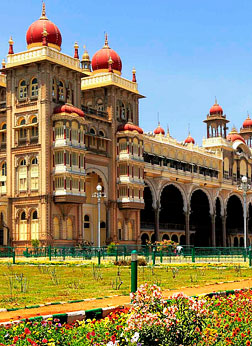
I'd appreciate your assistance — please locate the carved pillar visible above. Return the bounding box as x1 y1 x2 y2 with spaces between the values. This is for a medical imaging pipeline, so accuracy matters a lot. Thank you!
211 213 216 247
185 210 190 245
222 214 227 247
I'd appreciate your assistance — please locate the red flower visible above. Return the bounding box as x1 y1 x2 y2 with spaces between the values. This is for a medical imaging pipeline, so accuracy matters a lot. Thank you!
25 328 31 335
42 339 48 343
13 336 19 343
91 331 95 336
246 341 251 346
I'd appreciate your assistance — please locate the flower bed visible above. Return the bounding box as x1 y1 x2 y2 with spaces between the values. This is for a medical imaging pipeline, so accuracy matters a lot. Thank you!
1 284 252 345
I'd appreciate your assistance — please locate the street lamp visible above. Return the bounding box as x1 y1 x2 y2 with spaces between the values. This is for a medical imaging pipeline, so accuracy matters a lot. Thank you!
238 176 251 248
92 184 106 248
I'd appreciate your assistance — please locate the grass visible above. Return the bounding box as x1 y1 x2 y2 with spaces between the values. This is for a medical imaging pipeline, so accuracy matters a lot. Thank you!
0 262 251 309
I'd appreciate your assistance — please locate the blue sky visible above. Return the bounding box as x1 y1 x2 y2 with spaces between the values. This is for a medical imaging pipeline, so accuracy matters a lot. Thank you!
1 0 252 144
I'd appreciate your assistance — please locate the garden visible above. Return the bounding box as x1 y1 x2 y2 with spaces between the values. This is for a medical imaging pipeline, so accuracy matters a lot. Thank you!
1 283 252 345
0 262 252 309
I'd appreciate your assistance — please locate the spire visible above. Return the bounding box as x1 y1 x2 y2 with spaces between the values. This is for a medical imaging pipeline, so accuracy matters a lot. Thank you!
40 2 48 20
132 67 136 82
8 36 14 55
167 124 170 136
74 41 79 59
103 33 109 48
215 96 218 105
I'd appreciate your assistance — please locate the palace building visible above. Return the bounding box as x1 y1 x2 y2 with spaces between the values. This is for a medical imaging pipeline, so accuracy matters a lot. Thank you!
0 4 252 248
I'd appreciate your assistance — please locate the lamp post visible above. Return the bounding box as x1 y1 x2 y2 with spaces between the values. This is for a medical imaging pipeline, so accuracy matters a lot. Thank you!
238 176 251 248
92 184 106 248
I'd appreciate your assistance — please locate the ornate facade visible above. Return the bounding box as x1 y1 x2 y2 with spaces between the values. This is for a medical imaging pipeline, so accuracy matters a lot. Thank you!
0 4 252 248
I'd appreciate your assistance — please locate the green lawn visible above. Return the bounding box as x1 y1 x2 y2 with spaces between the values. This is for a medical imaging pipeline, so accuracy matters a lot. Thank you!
0 263 251 309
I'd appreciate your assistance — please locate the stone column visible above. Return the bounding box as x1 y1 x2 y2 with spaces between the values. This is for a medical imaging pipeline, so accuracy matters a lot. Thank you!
185 210 190 245
154 206 160 242
211 213 216 247
222 215 227 247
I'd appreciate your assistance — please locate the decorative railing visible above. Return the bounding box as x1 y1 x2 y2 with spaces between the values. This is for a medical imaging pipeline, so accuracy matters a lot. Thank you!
81 73 139 93
7 47 81 70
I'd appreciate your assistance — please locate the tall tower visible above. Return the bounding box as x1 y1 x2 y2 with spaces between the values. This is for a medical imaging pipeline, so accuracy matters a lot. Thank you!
240 114 252 147
81 35 145 244
3 4 87 246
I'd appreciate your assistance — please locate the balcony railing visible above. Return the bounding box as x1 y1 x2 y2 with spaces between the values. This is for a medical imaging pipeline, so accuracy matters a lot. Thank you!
141 222 186 230
81 105 108 119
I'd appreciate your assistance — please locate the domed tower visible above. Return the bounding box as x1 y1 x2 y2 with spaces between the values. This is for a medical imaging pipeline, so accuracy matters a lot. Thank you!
240 114 252 147
81 46 91 72
203 99 229 139
91 34 122 75
26 2 62 51
184 133 195 144
154 123 165 136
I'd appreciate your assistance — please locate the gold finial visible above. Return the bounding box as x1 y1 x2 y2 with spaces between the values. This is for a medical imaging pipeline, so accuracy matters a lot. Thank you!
247 111 250 119
42 27 48 37
108 56 113 65
2 59 6 69
132 67 136 74
104 33 109 48
74 41 79 49
8 36 14 45
40 2 48 19
82 45 90 61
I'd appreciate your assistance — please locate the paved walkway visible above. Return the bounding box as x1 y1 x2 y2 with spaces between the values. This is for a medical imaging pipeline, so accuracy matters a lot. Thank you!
0 278 252 323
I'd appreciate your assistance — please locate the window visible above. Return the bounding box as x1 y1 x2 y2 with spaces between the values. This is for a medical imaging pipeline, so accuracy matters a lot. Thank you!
59 81 65 101
72 122 78 142
1 123 6 145
84 215 90 228
1 162 6 176
19 119 27 142
52 79 56 98
90 128 95 135
119 139 127 153
53 217 60 239
133 138 139 155
19 211 27 240
55 122 64 139
32 210 38 219
0 162 6 195
19 80 27 100
55 176 64 189
31 78 38 98
97 99 104 111
55 151 64 164
31 158 38 190
72 152 78 166
31 210 39 240
119 164 127 175
19 159 27 191
72 178 78 190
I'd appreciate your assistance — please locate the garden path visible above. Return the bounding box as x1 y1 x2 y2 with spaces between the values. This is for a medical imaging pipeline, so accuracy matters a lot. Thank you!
1 278 252 323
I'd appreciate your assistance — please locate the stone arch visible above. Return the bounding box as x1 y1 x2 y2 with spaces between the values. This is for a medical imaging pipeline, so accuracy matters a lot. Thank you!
85 167 108 196
144 178 158 208
225 193 244 212
190 187 213 215
159 182 187 212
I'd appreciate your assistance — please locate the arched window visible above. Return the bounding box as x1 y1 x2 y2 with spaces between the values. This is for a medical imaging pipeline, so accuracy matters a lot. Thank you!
31 210 39 240
18 80 27 100
19 119 27 144
1 123 6 147
0 162 6 195
89 128 96 147
84 215 90 228
90 128 96 135
19 159 27 191
100 221 106 228
31 157 38 190
118 221 122 241
99 130 105 137
52 79 56 98
31 117 38 140
31 78 38 98
59 81 65 101
97 99 104 111
19 211 27 240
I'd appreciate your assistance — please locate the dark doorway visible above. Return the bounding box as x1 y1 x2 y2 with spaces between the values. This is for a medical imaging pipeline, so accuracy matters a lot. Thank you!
215 198 222 246
141 186 155 229
160 184 185 231
141 233 149 245
190 190 211 246
226 195 243 246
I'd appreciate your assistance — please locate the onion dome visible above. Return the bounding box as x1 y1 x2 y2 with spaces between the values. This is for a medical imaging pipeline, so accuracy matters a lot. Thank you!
54 104 84 117
243 114 252 128
154 123 165 135
91 34 122 75
209 98 223 115
26 3 62 51
117 122 143 134
185 134 195 144
226 127 245 144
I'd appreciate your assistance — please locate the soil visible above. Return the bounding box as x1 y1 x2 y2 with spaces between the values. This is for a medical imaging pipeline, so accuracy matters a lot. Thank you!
1 278 252 323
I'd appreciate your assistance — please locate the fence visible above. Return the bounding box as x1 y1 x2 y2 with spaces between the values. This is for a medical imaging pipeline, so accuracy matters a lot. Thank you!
0 245 251 265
